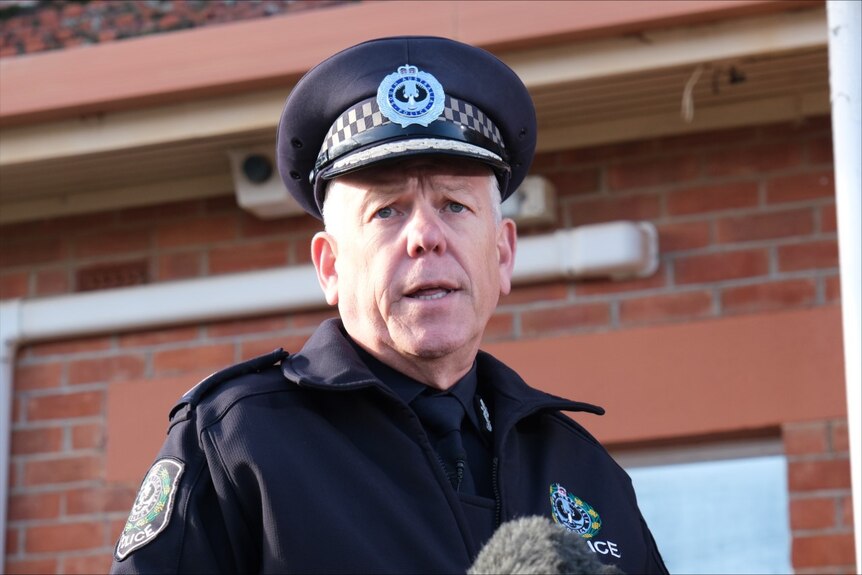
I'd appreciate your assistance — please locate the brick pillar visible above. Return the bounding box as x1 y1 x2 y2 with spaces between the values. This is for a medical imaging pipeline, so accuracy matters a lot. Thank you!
784 419 857 573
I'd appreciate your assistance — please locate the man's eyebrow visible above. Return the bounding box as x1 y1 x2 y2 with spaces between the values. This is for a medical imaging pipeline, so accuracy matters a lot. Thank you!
354 183 400 215
360 182 401 200
431 179 473 193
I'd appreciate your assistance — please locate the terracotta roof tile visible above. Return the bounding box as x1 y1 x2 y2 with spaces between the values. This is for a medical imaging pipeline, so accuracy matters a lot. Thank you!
0 0 355 58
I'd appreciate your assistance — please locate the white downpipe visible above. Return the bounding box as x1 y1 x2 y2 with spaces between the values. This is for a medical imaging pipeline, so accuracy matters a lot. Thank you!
0 222 657 556
827 2 862 572
0 301 20 565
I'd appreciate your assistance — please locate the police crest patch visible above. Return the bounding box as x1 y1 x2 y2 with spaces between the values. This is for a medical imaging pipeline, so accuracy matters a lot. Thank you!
115 458 184 560
549 483 602 538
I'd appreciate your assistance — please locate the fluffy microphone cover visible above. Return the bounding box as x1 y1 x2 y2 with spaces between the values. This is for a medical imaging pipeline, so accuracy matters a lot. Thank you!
468 516 624 575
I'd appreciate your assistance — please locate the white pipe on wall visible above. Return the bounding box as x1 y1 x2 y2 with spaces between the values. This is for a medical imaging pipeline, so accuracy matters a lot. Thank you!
16 266 325 343
826 2 862 571
8 222 657 344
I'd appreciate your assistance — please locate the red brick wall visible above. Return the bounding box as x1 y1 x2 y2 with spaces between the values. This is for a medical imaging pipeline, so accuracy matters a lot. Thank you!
784 420 856 574
0 117 841 315
2 116 853 573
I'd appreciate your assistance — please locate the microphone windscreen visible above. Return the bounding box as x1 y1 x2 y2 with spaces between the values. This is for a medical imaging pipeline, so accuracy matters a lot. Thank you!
468 516 624 575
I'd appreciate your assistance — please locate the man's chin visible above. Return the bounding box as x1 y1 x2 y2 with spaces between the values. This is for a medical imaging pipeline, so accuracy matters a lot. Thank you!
394 331 475 361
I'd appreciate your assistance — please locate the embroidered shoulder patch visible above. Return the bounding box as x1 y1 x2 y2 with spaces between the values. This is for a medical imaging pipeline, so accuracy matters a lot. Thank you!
549 483 602 538
115 458 184 560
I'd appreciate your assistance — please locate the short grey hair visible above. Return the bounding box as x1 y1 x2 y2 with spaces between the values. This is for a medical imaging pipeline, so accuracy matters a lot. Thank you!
323 173 502 231
488 174 503 223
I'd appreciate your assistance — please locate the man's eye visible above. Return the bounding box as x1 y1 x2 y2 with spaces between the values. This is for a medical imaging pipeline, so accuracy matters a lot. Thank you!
375 206 394 219
446 202 466 214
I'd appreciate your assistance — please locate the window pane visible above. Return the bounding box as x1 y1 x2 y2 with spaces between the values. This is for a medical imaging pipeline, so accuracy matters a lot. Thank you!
626 455 792 574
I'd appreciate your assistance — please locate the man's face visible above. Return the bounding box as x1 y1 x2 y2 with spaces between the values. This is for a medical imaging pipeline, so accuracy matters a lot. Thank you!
311 158 517 382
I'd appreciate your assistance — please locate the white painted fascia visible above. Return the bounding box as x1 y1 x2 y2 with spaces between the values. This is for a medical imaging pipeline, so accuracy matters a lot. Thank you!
0 9 828 168
503 7 827 90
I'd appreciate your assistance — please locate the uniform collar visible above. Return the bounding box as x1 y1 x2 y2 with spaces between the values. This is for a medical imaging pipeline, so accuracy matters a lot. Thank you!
283 319 604 421
346 332 482 432
347 339 426 405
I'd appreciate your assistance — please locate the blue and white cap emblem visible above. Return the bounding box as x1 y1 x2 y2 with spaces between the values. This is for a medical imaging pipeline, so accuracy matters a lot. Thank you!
376 64 446 127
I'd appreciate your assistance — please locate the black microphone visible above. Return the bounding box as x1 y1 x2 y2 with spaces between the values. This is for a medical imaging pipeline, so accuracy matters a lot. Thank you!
468 516 624 575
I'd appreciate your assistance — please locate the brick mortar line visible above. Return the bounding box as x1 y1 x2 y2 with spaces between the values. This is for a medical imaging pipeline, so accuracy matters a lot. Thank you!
545 143 831 174
558 164 833 198
497 295 612 313
13 415 107 430
639 269 829 295
14 355 143 370
795 568 858 575
1 234 301 273
201 322 321 340
767 244 780 277
7 481 118 497
716 268 834 286
786 452 851 462
815 276 829 306
791 526 856 537
709 288 722 316
6 546 121 562
511 310 523 340
19 342 134 362
19 341 123 361
665 231 839 255
512 319 618 339
10 414 104 428
645 197 836 226
498 276 835 310
14 380 109 394
8 482 109 497
789 489 854 500
7 512 129 528
608 300 620 330
99 331 300 354
9 449 106 465
615 313 720 330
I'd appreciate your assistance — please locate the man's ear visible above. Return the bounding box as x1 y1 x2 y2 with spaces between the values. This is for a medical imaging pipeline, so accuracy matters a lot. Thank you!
311 231 339 306
497 219 517 296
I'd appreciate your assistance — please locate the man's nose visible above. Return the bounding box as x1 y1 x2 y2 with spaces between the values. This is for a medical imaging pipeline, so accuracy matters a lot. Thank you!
405 206 447 257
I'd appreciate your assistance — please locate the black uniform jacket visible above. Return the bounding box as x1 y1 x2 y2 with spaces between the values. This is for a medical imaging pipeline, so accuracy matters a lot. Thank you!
110 319 667 574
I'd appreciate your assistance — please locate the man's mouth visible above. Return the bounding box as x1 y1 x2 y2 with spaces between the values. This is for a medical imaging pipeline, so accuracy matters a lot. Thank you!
406 287 454 301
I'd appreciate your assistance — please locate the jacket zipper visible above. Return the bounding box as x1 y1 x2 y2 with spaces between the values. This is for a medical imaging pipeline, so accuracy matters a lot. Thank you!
488 401 586 530
492 456 501 528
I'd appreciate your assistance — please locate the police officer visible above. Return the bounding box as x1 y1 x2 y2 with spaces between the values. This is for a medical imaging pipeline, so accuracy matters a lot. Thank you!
110 36 668 574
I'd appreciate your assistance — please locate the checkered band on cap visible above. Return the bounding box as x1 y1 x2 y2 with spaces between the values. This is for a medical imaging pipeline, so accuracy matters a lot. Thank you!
318 95 505 163
443 96 504 147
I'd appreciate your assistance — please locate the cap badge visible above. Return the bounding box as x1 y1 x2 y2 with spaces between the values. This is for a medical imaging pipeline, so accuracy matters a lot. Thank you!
549 483 602 538
376 64 446 128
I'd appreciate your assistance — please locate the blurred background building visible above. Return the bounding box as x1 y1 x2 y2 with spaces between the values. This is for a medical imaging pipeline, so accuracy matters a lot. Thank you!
0 1 856 573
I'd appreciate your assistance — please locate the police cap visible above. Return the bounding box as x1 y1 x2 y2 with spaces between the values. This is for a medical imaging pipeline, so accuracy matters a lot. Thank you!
276 36 537 220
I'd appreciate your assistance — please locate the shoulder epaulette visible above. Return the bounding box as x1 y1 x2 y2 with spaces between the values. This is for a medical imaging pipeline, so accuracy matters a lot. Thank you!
169 348 289 420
